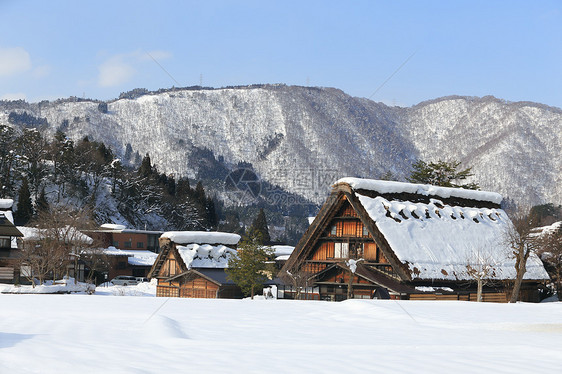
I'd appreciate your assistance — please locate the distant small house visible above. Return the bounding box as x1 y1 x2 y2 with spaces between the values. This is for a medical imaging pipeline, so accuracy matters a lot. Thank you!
83 224 163 280
149 231 243 298
0 199 24 283
103 246 158 280
280 178 549 302
17 226 94 282
85 224 163 252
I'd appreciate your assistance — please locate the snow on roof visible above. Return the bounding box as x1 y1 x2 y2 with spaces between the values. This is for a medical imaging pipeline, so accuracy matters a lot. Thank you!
100 223 127 230
161 231 241 246
271 245 294 258
335 177 503 204
2 210 14 224
176 244 237 269
357 194 549 281
1 210 18 249
0 199 14 209
103 247 158 266
17 226 94 244
94 224 162 235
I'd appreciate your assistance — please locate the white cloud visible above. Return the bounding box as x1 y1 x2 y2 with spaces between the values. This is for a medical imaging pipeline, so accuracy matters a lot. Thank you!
1 92 27 101
98 55 136 87
0 46 32 76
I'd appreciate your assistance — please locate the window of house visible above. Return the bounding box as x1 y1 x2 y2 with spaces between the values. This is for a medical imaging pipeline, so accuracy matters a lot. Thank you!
362 224 369 236
334 242 349 258
137 242 144 248
0 236 10 249
147 235 156 250
353 243 364 258
330 225 337 236
124 241 132 248
112 241 119 247
168 259 177 276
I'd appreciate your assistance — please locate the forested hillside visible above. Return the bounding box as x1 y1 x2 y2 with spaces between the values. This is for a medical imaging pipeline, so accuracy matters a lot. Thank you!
1 84 561 242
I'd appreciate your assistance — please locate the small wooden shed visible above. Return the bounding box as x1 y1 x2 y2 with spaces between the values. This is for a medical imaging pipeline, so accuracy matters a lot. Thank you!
149 231 243 298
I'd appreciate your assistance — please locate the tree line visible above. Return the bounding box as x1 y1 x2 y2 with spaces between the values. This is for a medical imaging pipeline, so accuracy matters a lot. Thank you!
0 124 217 231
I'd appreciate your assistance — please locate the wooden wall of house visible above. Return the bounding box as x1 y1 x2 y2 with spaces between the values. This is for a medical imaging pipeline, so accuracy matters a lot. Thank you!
306 198 390 263
409 292 508 302
312 242 334 260
156 277 219 298
107 255 131 280
309 240 385 263
364 243 376 260
161 252 180 278
321 269 373 286
156 279 180 297
179 277 219 298
112 233 151 250
302 262 328 274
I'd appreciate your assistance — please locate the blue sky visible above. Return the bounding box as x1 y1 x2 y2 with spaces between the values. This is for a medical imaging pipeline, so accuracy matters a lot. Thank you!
1 1 561 108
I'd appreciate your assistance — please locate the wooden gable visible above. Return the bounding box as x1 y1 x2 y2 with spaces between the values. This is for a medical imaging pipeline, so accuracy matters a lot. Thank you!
160 251 182 278
309 199 383 262
148 237 186 279
281 185 411 284
156 270 220 298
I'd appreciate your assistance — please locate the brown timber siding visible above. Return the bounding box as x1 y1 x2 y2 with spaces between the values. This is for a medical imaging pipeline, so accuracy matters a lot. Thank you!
340 204 357 217
409 292 508 302
303 262 328 274
363 243 377 261
312 242 334 260
179 277 219 298
162 253 180 277
156 277 219 298
156 279 180 297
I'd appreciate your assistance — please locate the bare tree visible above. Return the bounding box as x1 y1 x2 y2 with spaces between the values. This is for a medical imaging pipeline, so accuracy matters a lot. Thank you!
536 223 562 299
17 204 99 285
284 265 310 300
18 236 57 287
345 258 364 300
466 250 496 302
504 210 539 303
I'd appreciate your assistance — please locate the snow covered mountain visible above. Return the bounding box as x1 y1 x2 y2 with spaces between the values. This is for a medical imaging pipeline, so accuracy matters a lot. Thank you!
1 85 561 207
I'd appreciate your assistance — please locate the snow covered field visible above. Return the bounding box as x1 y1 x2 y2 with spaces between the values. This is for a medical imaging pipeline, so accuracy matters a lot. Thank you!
1 287 561 374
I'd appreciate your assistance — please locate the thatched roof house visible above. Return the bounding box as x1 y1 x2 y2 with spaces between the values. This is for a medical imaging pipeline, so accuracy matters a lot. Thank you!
280 178 549 302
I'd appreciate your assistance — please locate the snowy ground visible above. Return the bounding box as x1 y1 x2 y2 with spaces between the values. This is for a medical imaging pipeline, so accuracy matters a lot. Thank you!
1 286 561 374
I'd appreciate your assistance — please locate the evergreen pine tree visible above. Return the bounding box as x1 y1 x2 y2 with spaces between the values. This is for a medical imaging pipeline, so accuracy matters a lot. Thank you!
249 208 271 244
14 177 33 225
124 143 133 162
219 211 245 235
226 233 275 299
193 181 209 227
176 177 191 197
35 187 50 213
407 159 479 189
165 175 176 196
138 153 153 178
195 181 206 202
205 197 218 229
